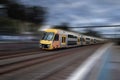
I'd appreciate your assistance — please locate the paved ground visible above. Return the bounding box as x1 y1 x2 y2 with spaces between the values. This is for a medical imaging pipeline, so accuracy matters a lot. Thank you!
98 45 120 80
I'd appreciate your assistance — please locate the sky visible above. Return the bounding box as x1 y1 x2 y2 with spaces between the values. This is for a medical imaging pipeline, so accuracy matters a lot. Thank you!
19 0 120 38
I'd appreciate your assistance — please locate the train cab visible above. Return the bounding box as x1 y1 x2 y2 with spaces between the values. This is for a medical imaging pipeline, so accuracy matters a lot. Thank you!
40 29 60 50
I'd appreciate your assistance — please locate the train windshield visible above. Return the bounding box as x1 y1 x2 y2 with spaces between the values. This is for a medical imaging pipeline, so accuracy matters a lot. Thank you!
42 32 54 40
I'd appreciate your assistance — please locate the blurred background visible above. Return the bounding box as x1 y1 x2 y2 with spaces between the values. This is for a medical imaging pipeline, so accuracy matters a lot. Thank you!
0 0 120 43
0 1 119 80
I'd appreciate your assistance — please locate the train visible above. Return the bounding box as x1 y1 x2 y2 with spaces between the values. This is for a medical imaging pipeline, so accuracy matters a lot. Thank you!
40 29 105 50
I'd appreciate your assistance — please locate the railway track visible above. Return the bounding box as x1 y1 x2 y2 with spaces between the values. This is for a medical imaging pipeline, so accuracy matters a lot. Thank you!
0 42 38 51
0 44 103 80
0 49 47 60
0 46 87 60
0 46 90 74
0 48 40 56
0 41 39 54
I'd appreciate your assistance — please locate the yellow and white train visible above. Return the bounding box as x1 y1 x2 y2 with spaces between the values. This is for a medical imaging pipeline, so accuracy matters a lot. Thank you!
40 29 104 50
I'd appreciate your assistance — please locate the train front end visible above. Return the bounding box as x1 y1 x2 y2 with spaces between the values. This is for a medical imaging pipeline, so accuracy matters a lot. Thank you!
40 29 60 50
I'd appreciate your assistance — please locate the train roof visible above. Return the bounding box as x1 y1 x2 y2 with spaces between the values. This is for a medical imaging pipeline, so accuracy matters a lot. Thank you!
44 29 79 35
44 29 58 33
44 29 103 40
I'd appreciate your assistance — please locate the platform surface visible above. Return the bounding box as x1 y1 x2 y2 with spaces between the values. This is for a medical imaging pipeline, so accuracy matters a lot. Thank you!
99 45 120 80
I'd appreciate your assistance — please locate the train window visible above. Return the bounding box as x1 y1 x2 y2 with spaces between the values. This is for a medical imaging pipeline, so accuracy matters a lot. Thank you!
91 39 93 42
62 37 66 43
74 36 77 38
64 37 66 42
81 38 85 42
86 38 90 40
68 34 77 38
68 35 72 38
54 34 59 41
42 32 54 40
62 37 63 43
78 38 80 42
80 37 82 41
62 37 64 43
83 38 85 42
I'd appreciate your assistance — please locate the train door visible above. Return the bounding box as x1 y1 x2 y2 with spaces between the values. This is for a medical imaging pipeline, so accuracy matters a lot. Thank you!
82 37 86 45
81 36 86 45
86 37 90 45
80 35 82 46
52 34 60 49
91 38 94 44
61 35 66 47
77 37 80 46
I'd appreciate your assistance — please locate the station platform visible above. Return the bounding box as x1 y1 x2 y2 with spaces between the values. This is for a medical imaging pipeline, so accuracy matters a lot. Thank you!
66 43 120 80
99 45 120 80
